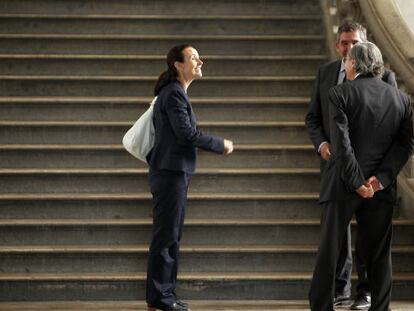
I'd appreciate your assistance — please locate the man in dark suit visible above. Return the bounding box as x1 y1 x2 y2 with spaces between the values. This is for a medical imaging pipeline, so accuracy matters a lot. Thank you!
309 42 414 311
305 20 397 309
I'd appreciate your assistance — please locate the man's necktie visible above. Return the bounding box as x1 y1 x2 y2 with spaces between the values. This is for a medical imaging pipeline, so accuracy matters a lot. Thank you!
339 71 347 84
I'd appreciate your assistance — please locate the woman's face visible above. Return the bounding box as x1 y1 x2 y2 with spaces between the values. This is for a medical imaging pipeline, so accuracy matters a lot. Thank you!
176 47 203 81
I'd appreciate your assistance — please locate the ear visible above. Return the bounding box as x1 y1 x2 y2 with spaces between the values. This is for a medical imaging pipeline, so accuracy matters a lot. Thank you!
351 59 357 68
174 61 183 72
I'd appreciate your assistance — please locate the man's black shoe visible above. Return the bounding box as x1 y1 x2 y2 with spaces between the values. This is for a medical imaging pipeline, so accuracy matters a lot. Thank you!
350 294 371 310
176 300 189 308
333 294 351 306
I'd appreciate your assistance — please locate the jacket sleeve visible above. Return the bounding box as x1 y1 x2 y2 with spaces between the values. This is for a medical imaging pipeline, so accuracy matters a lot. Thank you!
375 96 414 188
328 87 366 192
165 88 224 154
305 67 328 152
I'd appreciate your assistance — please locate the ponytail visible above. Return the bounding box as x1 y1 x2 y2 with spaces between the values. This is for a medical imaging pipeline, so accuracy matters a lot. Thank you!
153 44 191 96
154 68 176 96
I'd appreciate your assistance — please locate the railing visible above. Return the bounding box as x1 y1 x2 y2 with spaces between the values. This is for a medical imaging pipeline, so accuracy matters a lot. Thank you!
321 0 414 94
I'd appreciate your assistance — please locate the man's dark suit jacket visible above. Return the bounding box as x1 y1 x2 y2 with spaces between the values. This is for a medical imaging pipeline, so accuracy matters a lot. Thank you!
148 80 224 173
319 75 414 203
305 59 397 155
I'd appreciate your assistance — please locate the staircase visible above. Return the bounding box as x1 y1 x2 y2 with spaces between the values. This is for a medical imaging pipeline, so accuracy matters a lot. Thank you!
0 0 414 305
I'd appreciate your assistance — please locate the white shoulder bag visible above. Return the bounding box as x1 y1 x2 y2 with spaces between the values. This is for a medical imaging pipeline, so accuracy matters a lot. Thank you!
122 96 157 163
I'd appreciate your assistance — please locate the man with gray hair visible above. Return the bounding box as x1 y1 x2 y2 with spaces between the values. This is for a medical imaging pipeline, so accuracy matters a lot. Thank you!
309 42 414 311
305 20 397 309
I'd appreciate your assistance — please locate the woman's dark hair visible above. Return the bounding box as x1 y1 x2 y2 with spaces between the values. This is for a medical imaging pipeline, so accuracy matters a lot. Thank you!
154 44 191 96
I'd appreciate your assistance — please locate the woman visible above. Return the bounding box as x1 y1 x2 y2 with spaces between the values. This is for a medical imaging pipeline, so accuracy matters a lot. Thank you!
146 44 233 311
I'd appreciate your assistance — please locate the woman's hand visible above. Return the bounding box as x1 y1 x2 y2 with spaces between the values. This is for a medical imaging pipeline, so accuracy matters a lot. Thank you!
223 139 234 155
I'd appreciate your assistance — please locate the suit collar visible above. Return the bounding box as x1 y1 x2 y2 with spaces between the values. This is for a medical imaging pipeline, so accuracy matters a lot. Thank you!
325 60 342 88
354 73 376 80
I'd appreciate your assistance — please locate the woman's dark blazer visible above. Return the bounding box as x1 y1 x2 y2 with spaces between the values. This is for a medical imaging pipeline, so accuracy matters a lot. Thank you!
148 81 224 173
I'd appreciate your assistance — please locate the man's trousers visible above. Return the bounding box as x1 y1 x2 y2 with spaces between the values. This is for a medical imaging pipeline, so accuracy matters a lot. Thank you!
309 197 393 311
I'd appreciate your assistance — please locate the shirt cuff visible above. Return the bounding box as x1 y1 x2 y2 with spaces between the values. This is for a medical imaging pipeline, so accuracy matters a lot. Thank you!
318 141 328 154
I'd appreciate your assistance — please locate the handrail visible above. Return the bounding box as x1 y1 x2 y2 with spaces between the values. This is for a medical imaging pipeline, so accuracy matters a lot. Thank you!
358 0 414 94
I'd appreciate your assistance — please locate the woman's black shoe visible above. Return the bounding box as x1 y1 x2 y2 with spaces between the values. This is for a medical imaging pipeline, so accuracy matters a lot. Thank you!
147 302 191 311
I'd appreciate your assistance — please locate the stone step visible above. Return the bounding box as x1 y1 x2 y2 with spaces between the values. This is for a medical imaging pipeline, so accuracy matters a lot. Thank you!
1 300 414 311
0 35 326 55
3 0 412 303
0 15 323 35
1 245 413 273
0 168 320 194
0 193 320 220
0 218 412 246
0 55 327 76
0 0 321 16
0 272 413 301
0 144 318 169
0 121 309 144
0 75 314 97
0 96 311 122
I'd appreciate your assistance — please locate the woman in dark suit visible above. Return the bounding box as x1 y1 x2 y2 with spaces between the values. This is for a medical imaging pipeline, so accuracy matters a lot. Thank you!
146 44 233 311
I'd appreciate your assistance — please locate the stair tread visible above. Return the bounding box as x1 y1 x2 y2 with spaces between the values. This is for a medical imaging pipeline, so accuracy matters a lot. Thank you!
2 244 413 253
0 271 413 281
0 143 314 150
0 245 315 253
0 218 412 226
0 218 320 226
0 168 319 174
0 54 327 60
0 272 308 281
0 75 315 81
0 96 311 104
0 192 319 200
0 120 306 126
0 14 323 20
0 34 324 40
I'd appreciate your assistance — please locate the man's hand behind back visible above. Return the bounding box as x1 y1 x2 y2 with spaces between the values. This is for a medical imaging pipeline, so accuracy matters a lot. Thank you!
356 184 375 199
320 143 331 161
